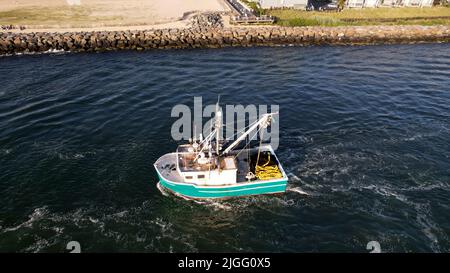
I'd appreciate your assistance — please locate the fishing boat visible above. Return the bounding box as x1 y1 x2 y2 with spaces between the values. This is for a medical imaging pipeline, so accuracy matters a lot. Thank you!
154 103 288 199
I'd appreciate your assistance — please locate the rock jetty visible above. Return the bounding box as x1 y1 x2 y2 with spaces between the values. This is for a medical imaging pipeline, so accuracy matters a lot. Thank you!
1 25 449 55
187 12 224 30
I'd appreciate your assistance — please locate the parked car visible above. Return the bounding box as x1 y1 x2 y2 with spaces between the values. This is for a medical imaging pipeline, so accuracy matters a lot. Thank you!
319 1 340 11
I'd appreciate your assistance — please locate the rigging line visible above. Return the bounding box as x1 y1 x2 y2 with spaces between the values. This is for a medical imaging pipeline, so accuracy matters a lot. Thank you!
205 114 266 143
199 128 216 146
220 117 259 128
195 129 216 160
221 118 261 143
247 128 251 169
255 129 265 168
208 113 270 149
233 126 263 159
222 126 250 141
221 120 258 134
233 125 264 159
219 117 263 137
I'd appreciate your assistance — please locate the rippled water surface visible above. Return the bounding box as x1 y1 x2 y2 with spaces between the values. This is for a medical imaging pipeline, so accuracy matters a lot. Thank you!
0 44 449 252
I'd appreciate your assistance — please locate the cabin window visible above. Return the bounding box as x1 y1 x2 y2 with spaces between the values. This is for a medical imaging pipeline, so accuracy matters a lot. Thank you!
197 174 205 179
185 176 193 180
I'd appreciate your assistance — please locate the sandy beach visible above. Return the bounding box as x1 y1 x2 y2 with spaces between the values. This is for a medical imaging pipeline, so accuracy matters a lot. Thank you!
0 0 230 31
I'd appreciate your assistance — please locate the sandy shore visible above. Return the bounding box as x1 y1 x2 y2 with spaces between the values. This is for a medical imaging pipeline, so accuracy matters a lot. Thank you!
0 0 230 32
5 21 191 34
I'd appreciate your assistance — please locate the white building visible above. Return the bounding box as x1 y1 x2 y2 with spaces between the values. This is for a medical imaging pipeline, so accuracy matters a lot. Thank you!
260 0 433 9
404 0 422 5
348 0 433 7
259 0 309 9
347 0 365 7
364 0 382 7
347 0 384 7
420 0 434 6
404 0 433 6
379 0 399 6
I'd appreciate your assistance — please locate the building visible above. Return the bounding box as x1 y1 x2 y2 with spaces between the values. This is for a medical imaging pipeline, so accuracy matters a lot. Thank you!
364 0 382 7
379 0 399 6
346 0 365 7
348 0 433 7
404 0 422 5
259 0 310 9
404 0 433 6
259 0 434 9
420 0 434 6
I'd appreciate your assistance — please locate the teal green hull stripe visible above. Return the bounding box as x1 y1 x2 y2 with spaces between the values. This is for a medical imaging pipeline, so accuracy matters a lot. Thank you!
157 173 287 198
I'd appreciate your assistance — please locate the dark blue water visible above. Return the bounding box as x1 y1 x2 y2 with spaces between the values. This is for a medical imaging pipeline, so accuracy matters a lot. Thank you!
0 44 449 252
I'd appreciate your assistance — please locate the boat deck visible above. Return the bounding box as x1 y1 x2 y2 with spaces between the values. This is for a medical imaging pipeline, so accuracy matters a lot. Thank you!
235 150 251 183
155 145 285 185
155 152 250 184
154 153 184 183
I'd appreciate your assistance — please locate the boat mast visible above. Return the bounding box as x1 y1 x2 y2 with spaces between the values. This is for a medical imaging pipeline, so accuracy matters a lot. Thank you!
215 97 222 171
215 104 221 155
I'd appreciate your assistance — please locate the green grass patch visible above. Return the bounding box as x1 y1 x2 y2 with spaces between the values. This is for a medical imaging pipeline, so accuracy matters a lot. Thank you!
267 6 450 26
240 0 266 16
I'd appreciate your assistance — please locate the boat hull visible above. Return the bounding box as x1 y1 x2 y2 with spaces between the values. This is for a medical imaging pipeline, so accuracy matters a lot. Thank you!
156 172 288 199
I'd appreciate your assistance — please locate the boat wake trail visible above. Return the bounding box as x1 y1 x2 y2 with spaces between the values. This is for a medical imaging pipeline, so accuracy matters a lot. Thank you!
287 186 310 196
156 182 170 197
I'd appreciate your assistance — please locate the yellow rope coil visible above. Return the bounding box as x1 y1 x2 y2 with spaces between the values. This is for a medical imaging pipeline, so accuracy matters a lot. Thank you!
255 153 283 180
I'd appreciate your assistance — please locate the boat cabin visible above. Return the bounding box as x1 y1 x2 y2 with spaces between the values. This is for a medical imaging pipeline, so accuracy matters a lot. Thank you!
176 144 238 186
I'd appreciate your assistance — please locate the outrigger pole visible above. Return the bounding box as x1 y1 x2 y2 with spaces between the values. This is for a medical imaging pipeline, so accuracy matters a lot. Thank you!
222 112 278 155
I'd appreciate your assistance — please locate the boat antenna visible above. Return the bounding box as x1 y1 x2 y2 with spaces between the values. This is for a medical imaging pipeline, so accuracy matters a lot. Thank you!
193 124 197 143
215 95 221 155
